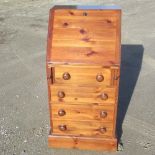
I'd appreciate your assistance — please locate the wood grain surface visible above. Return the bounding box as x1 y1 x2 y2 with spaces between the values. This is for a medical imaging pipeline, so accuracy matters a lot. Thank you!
52 120 113 138
53 65 112 86
50 85 116 103
47 5 121 151
47 8 121 65
51 103 114 121
48 135 117 151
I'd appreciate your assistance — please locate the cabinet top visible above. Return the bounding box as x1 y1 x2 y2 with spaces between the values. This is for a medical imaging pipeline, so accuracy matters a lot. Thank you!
47 6 121 66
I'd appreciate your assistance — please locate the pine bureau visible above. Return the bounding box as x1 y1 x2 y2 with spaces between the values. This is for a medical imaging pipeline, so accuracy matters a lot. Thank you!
46 5 121 151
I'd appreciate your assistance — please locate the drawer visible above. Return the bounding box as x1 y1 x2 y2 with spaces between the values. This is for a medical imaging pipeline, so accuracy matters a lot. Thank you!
52 65 112 86
50 85 116 104
52 120 113 138
51 104 114 121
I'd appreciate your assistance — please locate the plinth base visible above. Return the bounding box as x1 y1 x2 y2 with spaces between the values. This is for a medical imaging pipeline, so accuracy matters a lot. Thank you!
48 134 117 151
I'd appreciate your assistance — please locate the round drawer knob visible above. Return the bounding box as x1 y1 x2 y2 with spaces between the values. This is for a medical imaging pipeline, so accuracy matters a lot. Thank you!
58 109 66 116
100 93 108 100
58 91 65 98
96 74 104 82
100 111 107 118
100 127 106 134
58 125 67 131
63 72 71 80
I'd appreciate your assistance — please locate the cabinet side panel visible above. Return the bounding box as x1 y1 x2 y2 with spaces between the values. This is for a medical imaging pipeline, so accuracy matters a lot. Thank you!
111 67 120 137
46 66 53 129
46 8 55 131
115 10 121 65
47 8 55 63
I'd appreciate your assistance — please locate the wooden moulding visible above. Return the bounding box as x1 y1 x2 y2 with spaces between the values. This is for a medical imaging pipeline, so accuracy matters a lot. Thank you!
48 134 117 151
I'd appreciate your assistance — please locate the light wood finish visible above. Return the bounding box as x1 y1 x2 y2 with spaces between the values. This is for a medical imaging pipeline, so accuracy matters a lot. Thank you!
47 7 121 65
51 101 115 106
48 135 117 151
52 28 116 40
46 66 53 127
112 67 120 137
52 120 113 138
46 5 121 151
50 85 116 103
53 65 112 86
54 9 120 17
51 104 114 121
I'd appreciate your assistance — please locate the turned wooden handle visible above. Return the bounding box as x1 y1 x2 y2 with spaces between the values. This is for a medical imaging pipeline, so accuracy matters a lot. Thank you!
58 125 67 131
100 93 108 100
63 72 71 80
100 127 107 134
100 111 107 118
58 109 66 116
58 91 65 98
96 74 104 82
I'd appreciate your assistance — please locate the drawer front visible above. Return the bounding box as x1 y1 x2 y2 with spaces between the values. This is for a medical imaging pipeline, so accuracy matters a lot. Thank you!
50 85 116 104
52 120 113 138
51 104 114 121
53 65 112 86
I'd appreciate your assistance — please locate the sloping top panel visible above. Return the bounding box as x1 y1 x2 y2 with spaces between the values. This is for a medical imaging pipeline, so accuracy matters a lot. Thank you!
47 5 121 66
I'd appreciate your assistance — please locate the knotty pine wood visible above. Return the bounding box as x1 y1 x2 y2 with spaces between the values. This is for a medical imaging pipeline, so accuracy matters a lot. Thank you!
51 103 114 121
111 67 120 138
53 65 112 86
48 135 117 151
54 16 117 25
46 65 53 127
53 27 116 39
46 5 121 151
47 7 121 65
54 9 120 17
50 85 116 104
50 47 116 64
51 101 115 106
52 120 113 138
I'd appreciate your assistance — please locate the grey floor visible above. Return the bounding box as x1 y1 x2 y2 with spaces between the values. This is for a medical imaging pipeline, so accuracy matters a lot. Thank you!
0 0 155 155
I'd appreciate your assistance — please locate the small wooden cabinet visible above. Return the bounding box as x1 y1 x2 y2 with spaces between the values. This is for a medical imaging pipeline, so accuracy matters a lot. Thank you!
46 5 121 151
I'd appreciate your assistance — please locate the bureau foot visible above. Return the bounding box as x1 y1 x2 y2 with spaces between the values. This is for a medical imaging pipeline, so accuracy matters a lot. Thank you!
48 134 117 151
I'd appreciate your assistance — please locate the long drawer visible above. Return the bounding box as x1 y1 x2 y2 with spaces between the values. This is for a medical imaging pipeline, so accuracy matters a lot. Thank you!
50 85 116 104
52 65 112 86
51 103 114 121
52 120 114 138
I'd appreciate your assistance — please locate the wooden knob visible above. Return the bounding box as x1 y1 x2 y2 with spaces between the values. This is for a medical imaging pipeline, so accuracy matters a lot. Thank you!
100 93 108 100
58 91 65 98
58 125 67 131
100 127 106 134
63 72 71 80
58 109 66 116
96 74 104 82
100 111 107 118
